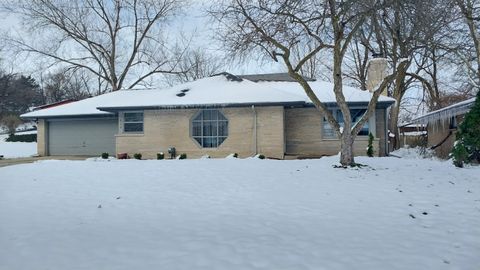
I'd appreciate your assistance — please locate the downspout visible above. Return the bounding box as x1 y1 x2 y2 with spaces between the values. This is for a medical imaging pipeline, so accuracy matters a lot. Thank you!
252 105 257 155
385 108 389 156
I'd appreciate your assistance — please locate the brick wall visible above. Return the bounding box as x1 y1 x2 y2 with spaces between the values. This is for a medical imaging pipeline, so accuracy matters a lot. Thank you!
116 106 285 159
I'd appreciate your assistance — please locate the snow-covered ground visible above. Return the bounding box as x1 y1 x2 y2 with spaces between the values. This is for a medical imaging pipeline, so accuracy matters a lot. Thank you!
0 156 479 270
391 146 436 159
0 131 37 158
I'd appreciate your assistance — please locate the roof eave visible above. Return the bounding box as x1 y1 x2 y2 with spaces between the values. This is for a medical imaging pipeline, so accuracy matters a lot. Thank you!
98 100 395 112
20 112 115 120
97 101 306 112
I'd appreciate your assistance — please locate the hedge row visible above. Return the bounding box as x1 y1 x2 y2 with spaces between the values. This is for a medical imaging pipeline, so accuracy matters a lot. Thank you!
5 133 37 142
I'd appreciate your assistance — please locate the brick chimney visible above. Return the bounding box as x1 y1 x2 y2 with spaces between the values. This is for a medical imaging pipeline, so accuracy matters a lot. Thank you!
366 57 388 96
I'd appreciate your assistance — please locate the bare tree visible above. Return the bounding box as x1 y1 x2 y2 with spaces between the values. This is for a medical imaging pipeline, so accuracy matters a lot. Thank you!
453 0 480 90
1 0 188 91
164 48 224 85
362 0 456 149
209 0 407 166
343 27 375 90
42 68 96 103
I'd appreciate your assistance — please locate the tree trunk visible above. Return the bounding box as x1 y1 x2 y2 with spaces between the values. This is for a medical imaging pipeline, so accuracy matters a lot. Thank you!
389 100 401 150
340 133 355 166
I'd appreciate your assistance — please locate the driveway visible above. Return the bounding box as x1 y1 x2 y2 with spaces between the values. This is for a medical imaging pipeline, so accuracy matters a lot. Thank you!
0 156 92 168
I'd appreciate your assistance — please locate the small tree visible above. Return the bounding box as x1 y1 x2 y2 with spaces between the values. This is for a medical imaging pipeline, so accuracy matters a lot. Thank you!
451 92 480 167
1 115 22 135
367 133 375 157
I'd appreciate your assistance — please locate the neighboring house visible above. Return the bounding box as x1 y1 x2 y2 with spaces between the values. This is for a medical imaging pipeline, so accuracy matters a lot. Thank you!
32 99 77 111
21 72 395 159
408 98 476 158
398 123 427 148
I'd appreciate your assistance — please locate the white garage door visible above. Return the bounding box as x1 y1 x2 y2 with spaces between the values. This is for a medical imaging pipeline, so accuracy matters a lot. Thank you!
48 118 118 156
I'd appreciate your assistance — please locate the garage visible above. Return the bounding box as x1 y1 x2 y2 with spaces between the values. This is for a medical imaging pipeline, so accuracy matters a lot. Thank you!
47 118 118 156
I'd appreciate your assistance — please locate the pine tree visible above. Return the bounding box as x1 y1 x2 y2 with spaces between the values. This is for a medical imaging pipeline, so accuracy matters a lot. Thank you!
367 132 375 157
451 92 480 167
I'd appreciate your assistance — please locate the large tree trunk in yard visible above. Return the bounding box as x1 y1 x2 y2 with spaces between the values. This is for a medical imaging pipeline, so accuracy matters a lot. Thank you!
389 63 408 150
389 100 401 150
340 133 355 166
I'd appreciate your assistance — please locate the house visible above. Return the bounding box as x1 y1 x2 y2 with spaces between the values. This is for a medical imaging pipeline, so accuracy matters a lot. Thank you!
408 98 476 158
32 99 78 111
398 123 427 148
21 72 395 159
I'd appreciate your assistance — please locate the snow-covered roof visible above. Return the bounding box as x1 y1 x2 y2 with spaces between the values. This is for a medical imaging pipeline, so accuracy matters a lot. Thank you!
409 97 476 125
21 73 395 119
257 81 394 104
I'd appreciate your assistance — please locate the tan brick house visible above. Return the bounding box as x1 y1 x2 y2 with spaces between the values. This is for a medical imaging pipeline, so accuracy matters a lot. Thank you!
22 73 394 159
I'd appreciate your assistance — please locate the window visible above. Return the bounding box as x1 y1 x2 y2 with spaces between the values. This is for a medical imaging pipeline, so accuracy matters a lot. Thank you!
123 112 143 133
323 108 369 138
449 116 457 129
192 109 228 148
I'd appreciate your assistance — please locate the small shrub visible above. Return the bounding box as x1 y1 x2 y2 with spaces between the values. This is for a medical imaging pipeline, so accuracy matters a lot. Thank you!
157 152 165 160
367 132 374 157
117 153 129 159
233 153 238 158
101 152 109 159
452 141 468 168
179 153 187 160
133 153 142 160
257 154 265 159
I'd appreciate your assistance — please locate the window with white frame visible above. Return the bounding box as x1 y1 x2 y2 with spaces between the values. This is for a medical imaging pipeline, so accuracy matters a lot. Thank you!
323 108 370 138
192 109 228 148
123 112 144 133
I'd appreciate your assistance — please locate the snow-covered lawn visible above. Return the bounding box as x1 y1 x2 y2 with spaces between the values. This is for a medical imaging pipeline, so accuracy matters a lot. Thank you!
0 132 37 158
0 156 479 270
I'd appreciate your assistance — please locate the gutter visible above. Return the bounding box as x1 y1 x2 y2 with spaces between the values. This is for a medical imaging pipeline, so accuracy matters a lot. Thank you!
252 105 257 155
385 108 389 156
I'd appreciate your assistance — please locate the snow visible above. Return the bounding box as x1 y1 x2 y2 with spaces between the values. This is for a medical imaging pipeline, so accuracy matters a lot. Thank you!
258 81 395 104
1 156 479 270
0 132 37 158
21 74 395 119
401 131 427 136
391 147 436 159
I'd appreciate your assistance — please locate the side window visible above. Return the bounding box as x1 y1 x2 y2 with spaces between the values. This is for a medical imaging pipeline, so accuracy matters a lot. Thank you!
449 116 457 129
123 112 144 133
322 109 369 138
